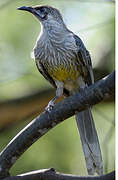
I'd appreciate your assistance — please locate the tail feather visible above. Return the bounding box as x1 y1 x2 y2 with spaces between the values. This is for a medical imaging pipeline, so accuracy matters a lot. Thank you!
75 108 103 175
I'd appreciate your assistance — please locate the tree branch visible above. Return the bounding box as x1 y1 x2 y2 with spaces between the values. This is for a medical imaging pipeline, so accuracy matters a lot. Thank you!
0 71 115 179
4 168 115 180
0 67 114 129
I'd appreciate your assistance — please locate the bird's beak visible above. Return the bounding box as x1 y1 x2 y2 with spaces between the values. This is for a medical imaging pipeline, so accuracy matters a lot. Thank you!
17 6 34 13
17 6 44 19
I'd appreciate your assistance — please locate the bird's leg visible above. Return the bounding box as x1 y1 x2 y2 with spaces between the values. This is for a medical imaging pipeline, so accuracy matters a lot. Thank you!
45 81 64 112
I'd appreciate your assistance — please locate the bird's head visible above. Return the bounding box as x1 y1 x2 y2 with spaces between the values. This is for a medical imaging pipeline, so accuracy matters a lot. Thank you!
17 5 66 28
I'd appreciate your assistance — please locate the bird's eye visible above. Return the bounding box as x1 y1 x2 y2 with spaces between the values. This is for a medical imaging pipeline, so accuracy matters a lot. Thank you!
39 7 46 13
34 6 48 20
36 7 47 15
38 7 48 19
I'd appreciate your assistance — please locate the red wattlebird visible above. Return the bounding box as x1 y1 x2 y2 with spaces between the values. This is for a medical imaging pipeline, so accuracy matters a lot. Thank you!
17 5 103 175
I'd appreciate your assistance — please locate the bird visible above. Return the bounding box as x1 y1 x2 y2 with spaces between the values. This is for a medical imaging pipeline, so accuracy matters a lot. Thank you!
17 5 103 175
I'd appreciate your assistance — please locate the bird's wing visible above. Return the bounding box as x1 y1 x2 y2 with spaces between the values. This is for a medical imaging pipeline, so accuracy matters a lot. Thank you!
36 61 70 96
36 60 57 88
74 34 94 86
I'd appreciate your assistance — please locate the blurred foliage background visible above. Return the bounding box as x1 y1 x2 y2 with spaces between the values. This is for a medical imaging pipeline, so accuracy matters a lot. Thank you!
0 0 115 177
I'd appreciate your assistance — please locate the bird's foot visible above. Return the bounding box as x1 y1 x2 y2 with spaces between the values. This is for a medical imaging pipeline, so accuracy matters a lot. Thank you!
45 101 54 112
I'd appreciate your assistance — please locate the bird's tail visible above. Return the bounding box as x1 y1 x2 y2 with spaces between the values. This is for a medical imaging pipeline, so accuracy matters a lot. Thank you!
75 108 103 175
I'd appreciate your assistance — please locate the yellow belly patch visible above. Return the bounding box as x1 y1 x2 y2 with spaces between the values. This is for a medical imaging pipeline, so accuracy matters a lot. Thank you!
48 66 79 81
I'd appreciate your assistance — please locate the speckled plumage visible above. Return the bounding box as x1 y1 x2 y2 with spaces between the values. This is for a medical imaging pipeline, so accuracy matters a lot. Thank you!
34 28 84 91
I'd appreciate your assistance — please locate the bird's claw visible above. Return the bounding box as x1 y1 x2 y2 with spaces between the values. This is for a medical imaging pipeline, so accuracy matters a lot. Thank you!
45 102 54 112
